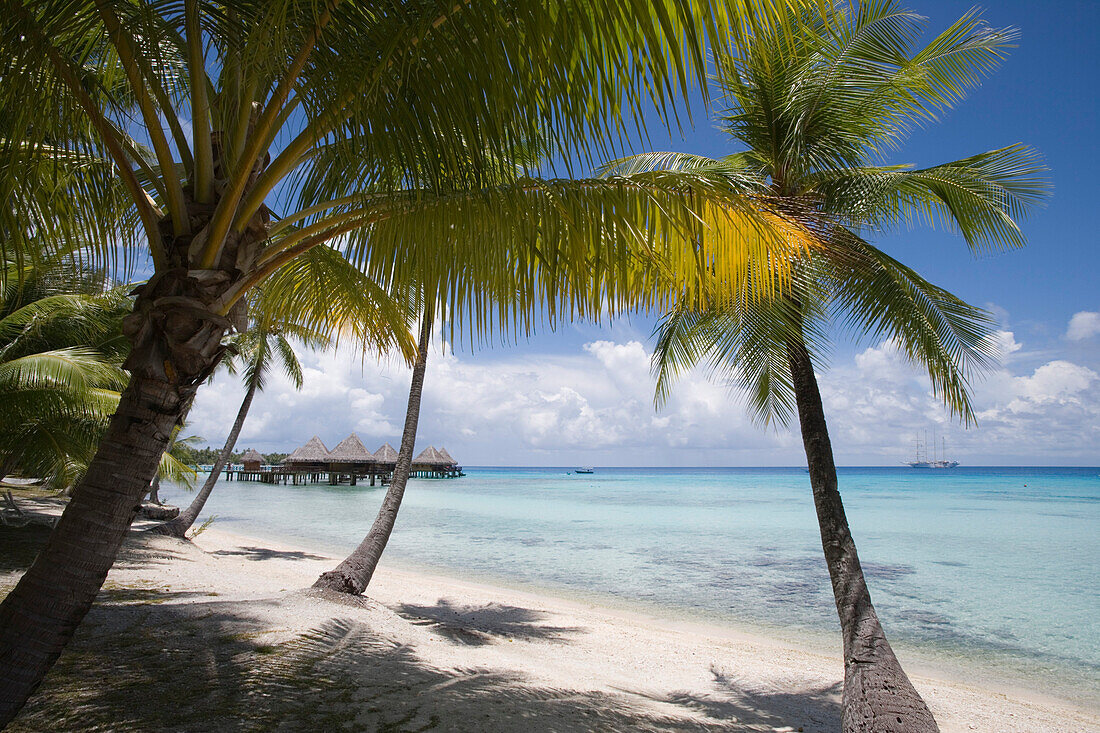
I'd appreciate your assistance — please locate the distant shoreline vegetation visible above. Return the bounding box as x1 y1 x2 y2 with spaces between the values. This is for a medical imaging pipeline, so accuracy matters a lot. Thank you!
178 446 287 467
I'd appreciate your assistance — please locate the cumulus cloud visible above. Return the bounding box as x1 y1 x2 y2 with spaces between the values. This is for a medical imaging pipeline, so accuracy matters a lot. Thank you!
1066 311 1100 341
186 325 1099 466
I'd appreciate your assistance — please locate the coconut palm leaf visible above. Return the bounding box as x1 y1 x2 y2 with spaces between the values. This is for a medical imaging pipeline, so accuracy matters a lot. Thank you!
811 144 1048 250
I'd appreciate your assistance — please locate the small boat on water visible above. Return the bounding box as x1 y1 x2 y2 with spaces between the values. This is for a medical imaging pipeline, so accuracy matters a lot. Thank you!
574 467 595 474
905 431 959 469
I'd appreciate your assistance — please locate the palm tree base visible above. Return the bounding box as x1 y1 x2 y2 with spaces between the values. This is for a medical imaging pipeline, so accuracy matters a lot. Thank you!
148 517 189 538
312 568 366 594
842 630 939 732
138 502 179 521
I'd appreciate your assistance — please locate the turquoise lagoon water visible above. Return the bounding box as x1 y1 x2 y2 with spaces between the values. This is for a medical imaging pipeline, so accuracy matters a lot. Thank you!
161 466 1100 703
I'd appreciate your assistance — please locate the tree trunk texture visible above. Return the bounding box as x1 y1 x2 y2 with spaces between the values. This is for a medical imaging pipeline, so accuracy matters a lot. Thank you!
154 372 259 538
0 375 200 724
313 313 432 594
786 338 938 733
0 179 268 724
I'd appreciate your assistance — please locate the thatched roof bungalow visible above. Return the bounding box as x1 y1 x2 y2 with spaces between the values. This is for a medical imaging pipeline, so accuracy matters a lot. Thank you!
328 433 375 468
240 449 264 471
436 446 457 466
283 436 330 468
412 445 448 467
373 443 399 465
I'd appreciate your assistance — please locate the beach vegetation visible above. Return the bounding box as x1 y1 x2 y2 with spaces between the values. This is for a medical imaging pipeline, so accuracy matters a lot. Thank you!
0 1 810 719
0 258 130 493
147 424 203 504
608 2 1047 730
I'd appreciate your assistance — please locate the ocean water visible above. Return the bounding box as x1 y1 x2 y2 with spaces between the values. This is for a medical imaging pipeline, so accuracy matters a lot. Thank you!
161 466 1100 703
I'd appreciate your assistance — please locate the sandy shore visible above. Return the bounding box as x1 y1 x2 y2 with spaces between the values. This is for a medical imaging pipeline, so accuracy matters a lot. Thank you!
3 522 1097 732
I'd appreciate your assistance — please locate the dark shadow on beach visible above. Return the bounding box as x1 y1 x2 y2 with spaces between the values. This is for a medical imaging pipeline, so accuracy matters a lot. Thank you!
3 528 842 732
5 591 845 732
0 524 52 574
394 599 583 646
211 545 329 562
630 666 842 732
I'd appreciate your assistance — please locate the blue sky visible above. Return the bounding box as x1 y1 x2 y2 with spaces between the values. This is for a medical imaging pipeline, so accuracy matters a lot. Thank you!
188 1 1100 466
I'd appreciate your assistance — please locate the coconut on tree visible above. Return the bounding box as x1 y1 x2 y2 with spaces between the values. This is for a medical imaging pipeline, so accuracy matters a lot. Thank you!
605 3 1047 730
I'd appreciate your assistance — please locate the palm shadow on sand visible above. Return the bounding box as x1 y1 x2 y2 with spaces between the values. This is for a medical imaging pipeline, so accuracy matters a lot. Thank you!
211 545 329 562
393 599 583 646
3 528 842 732
6 596 845 732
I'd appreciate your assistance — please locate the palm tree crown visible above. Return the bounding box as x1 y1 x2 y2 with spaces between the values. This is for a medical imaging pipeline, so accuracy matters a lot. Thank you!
608 1 1047 425
0 258 129 489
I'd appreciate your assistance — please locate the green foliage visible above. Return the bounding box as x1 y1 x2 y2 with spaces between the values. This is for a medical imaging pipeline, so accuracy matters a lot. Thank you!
0 258 131 489
1 0 817 354
623 0 1047 426
171 446 287 467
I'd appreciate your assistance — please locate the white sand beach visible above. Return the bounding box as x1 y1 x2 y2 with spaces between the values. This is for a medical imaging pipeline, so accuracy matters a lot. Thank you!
5 520 1095 732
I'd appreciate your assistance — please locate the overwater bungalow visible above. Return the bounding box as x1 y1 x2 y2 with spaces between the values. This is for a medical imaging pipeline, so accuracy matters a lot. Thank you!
373 443 399 467
412 445 463 478
225 435 462 484
240 449 264 472
327 434 376 485
283 435 330 469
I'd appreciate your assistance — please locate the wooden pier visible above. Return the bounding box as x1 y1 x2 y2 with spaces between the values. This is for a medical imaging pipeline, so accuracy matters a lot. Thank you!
224 467 396 485
223 465 463 484
218 435 464 486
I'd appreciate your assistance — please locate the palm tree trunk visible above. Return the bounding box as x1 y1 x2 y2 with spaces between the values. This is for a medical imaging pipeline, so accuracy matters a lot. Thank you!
786 337 938 733
147 475 162 504
153 372 259 538
0 374 200 724
0 228 242 724
313 312 432 594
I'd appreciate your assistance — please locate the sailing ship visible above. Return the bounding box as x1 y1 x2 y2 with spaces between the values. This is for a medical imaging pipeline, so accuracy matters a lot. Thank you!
905 430 959 469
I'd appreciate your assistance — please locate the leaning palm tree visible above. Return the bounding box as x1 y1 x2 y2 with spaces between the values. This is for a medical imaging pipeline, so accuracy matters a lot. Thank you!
154 242 416 537
313 296 431 593
607 3 1047 730
0 2 799 717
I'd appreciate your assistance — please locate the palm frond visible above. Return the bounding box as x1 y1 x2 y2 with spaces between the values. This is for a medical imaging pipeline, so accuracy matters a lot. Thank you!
822 231 999 423
158 449 198 491
812 144 1048 251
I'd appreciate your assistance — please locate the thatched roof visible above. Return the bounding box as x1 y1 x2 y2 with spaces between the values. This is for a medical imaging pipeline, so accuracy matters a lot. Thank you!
373 443 399 464
436 446 457 465
240 449 264 464
413 446 447 465
329 433 375 464
284 436 330 463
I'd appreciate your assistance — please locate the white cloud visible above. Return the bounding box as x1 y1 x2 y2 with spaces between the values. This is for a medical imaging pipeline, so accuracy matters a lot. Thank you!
186 323 1100 466
1066 311 1100 341
1010 360 1096 405
988 329 1023 360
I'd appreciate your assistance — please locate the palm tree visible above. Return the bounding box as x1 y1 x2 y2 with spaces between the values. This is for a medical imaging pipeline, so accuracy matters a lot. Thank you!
155 242 417 537
608 4 1047 730
155 305 330 538
0 2 797 717
314 298 432 593
0 259 129 491
146 424 202 506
